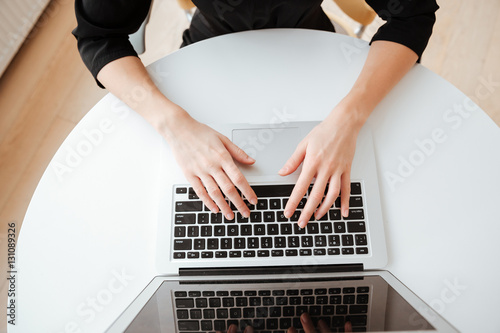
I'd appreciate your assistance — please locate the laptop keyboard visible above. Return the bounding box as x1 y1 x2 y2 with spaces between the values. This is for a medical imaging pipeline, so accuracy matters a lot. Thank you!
172 183 369 260
174 286 370 332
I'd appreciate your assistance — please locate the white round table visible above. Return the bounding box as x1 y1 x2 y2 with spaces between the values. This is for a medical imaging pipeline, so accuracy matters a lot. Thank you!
13 29 500 333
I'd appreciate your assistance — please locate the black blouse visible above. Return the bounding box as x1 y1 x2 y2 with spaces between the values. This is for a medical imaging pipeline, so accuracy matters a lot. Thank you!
72 0 439 87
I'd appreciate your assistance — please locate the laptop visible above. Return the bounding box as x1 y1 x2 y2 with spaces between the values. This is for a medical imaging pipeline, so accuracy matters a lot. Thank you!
106 121 458 332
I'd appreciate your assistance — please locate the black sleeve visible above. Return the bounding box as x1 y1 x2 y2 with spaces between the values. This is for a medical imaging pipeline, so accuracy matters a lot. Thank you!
72 0 152 88
365 0 439 60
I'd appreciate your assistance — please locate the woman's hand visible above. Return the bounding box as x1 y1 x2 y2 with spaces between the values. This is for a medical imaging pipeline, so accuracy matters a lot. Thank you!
164 111 258 220
279 100 364 228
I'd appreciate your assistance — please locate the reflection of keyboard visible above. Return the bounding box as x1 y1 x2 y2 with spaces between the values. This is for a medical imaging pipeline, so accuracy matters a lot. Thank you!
172 183 369 260
174 286 370 331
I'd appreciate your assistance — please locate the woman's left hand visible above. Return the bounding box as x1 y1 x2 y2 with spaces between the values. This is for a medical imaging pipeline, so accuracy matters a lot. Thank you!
279 100 365 228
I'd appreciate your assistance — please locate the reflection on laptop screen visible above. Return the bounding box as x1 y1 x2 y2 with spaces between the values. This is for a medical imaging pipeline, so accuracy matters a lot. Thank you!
124 275 434 332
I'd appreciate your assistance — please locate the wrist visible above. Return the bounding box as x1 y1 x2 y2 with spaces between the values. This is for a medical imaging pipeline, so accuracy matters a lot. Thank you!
326 94 371 131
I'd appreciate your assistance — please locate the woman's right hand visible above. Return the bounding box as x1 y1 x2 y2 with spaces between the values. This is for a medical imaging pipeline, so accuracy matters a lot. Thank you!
163 109 258 220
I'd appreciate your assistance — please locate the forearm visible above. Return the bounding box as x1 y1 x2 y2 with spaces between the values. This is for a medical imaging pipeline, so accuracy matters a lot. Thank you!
330 40 418 127
97 56 189 142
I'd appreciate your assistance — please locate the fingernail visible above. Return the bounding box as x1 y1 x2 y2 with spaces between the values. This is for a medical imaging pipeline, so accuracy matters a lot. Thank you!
211 207 218 214
226 213 234 220
248 156 255 162
298 220 307 228
228 324 237 333
243 210 250 218
301 313 311 325
343 208 349 217
250 197 258 205
284 210 292 218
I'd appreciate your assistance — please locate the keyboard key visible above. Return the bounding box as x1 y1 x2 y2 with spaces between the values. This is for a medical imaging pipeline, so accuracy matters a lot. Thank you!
249 297 261 306
251 184 294 197
230 308 241 318
287 289 299 295
211 213 223 223
214 226 225 236
316 296 328 304
329 209 342 220
202 291 215 297
350 196 363 207
342 234 354 246
175 214 196 224
178 320 199 331
337 304 348 314
294 224 306 234
289 296 301 305
201 251 213 258
300 249 312 256
314 248 326 255
250 212 262 222
328 235 340 246
187 252 199 259
201 226 212 237
334 222 346 233
188 187 198 199
335 197 341 208
175 298 194 308
323 305 335 315
357 286 369 293
277 211 288 222
235 238 245 249
236 297 247 306
241 225 252 235
175 201 202 212
328 248 340 255
349 315 368 326
291 211 300 221
227 225 239 236
218 291 229 296
345 209 364 220
187 226 199 237
244 250 255 257
229 251 241 257
174 226 186 237
355 234 368 245
257 250 269 257
301 236 313 247
217 308 228 318
297 198 307 209
315 235 327 247
209 298 221 307
320 222 333 233
173 252 185 259
272 249 284 256
208 239 219 249
288 236 299 247
221 238 232 249
356 247 369 254
174 291 187 297
270 199 281 209
243 308 255 318
342 248 355 255
248 237 259 248
201 320 212 330
254 225 265 235
257 199 268 210
350 305 368 314
194 239 205 250
329 288 341 294
267 224 279 235
263 297 274 305
307 223 319 234
348 221 366 233
236 213 249 223
198 213 209 224
275 237 286 248
315 288 327 295
286 249 298 256
177 309 189 319
281 224 293 234
351 182 362 195
223 297 234 307
214 320 225 330
343 287 355 294
176 187 187 194
196 298 208 307
243 200 255 210
174 239 192 250
267 318 279 329
261 237 272 248
264 211 275 222
357 294 369 304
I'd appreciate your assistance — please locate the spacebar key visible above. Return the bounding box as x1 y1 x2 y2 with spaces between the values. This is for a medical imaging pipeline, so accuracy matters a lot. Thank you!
178 320 199 331
251 185 295 198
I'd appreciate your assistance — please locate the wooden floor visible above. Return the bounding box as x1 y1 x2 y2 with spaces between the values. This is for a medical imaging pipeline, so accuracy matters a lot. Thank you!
0 0 498 330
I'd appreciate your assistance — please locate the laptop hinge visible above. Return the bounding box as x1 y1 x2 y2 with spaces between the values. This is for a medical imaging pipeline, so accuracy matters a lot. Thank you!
179 264 363 276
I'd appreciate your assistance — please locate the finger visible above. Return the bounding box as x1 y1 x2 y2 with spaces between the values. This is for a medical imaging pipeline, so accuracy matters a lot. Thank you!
200 175 233 219
243 325 254 333
340 170 351 218
344 320 353 333
317 319 332 333
279 141 306 176
315 175 341 220
212 170 249 219
187 175 219 213
227 324 238 333
220 135 256 165
299 175 330 228
300 313 317 333
284 161 316 221
222 161 257 205
287 328 298 333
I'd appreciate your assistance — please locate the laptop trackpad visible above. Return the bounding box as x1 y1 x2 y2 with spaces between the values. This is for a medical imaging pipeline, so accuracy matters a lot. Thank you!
232 127 301 177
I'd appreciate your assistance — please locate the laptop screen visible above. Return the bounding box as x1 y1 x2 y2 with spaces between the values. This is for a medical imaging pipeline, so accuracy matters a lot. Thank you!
123 275 435 332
